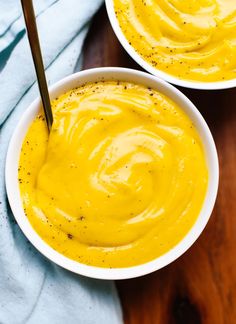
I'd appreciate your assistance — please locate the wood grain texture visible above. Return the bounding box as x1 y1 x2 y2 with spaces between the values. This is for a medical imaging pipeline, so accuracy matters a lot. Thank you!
83 6 236 324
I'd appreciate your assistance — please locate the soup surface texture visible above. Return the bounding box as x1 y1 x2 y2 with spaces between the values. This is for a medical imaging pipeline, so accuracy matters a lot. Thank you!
114 0 236 82
19 81 208 268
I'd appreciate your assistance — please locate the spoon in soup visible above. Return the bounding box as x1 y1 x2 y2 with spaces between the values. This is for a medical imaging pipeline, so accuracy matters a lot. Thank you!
21 0 53 131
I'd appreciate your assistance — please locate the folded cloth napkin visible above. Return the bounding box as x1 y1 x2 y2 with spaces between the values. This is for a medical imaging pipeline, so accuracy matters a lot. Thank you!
0 1 123 323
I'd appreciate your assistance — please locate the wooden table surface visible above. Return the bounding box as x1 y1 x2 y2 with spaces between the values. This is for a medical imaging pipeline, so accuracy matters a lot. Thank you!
83 6 236 324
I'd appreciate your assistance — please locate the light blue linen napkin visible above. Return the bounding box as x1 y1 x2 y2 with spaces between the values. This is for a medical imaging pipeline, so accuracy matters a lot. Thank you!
0 1 123 323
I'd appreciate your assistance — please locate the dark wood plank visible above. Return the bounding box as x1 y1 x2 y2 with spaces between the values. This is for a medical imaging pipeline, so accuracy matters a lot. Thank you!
83 5 236 324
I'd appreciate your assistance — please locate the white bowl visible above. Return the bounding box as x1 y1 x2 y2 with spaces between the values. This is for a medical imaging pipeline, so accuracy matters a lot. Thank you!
5 67 219 280
105 0 236 90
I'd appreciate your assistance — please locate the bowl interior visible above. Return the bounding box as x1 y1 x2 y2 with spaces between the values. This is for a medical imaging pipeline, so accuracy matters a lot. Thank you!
5 68 219 279
105 0 236 90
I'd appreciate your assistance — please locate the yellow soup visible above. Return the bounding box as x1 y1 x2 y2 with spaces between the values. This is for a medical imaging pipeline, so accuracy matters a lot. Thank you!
19 81 208 268
114 0 236 82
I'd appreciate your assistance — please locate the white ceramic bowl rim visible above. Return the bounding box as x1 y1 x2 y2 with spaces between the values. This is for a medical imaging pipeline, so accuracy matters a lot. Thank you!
5 67 219 280
105 0 236 90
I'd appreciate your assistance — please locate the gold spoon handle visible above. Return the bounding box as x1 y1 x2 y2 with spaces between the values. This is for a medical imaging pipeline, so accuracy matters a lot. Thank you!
21 0 53 131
